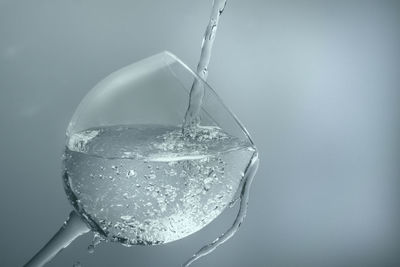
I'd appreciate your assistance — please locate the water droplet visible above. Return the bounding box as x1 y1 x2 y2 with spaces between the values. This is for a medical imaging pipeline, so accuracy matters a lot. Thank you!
87 232 103 254
87 244 94 254
73 261 82 267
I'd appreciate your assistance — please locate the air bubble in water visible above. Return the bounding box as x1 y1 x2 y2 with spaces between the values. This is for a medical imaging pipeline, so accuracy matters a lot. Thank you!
127 169 137 178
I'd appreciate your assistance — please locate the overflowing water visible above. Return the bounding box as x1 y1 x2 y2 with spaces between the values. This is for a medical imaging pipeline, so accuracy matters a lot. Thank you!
183 155 258 266
87 232 103 254
183 0 228 129
63 125 256 246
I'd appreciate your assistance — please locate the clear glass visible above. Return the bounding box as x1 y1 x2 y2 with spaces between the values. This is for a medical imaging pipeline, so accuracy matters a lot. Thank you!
67 51 253 142
24 51 258 267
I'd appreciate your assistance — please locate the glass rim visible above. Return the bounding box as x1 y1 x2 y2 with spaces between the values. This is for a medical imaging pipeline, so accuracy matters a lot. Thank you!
159 51 255 147
67 50 256 148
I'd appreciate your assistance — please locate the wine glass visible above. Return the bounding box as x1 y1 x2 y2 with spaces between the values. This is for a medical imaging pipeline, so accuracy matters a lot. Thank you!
24 51 259 267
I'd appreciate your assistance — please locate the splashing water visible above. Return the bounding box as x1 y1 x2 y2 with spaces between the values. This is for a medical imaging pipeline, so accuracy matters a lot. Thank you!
183 155 259 266
63 125 255 246
87 232 103 254
183 0 228 129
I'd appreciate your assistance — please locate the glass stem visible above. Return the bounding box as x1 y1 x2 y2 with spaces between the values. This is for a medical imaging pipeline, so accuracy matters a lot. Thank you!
24 210 90 267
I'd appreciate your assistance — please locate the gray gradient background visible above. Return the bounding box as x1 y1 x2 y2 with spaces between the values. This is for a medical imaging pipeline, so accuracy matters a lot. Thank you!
1 0 400 266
